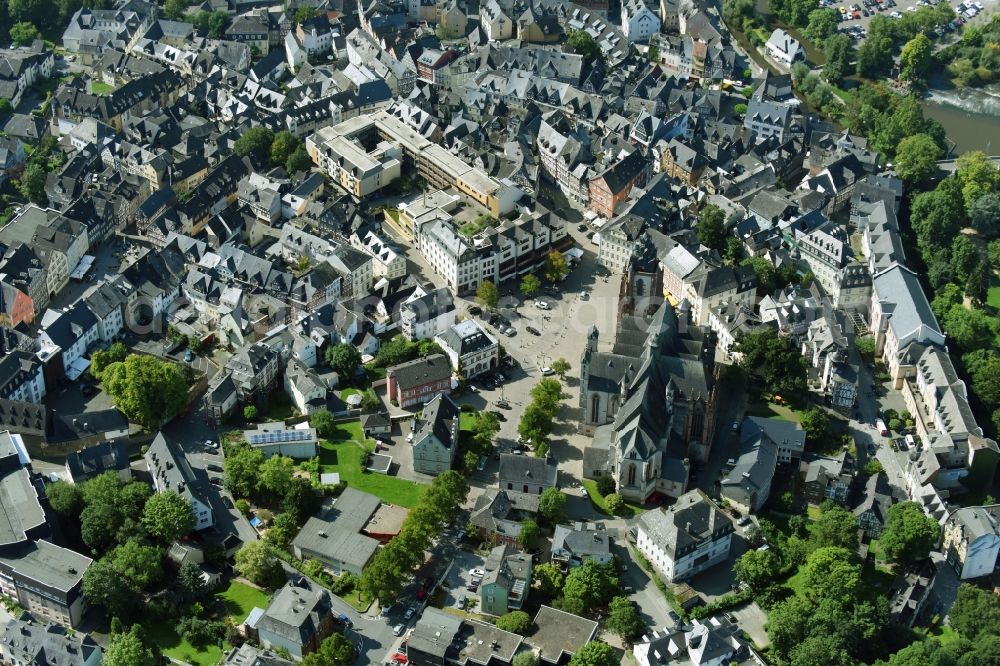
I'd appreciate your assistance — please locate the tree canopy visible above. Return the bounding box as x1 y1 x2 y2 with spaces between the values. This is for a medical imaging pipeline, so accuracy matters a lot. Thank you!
568 641 618 666
141 491 196 544
104 626 158 666
477 280 500 309
732 329 807 397
496 610 532 634
880 501 941 563
567 31 602 64
102 354 189 427
696 204 727 251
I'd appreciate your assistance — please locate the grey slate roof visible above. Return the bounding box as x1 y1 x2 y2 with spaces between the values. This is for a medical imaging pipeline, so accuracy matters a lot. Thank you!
256 582 332 649
636 489 734 558
387 354 452 391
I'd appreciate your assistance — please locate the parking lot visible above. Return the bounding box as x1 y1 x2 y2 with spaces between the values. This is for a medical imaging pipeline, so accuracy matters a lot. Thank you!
823 0 992 46
441 549 488 614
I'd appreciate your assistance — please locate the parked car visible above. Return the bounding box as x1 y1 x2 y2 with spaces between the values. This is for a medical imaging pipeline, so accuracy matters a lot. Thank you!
504 327 516 337
210 477 223 486
393 623 406 636
526 325 541 336
184 349 194 362
404 606 417 620
536 300 551 310
541 366 554 376
222 496 234 509
207 463 223 472
577 223 588 231
205 440 218 450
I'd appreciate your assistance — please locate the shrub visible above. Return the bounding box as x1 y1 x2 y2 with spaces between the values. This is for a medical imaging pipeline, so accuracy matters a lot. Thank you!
596 475 616 496
604 493 625 515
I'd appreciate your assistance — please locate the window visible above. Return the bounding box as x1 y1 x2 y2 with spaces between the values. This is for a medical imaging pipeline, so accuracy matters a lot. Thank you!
628 464 636 486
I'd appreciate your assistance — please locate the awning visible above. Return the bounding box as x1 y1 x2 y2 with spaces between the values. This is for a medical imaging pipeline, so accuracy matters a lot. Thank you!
562 247 583 262
70 255 95 280
65 356 91 381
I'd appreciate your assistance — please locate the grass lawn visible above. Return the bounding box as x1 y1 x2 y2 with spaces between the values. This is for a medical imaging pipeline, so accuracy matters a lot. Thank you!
920 623 962 649
91 81 115 95
147 582 270 666
217 580 270 622
745 400 801 423
785 569 807 598
460 412 479 431
987 279 1000 309
147 624 222 666
340 387 362 401
582 479 644 517
263 400 294 422
868 538 886 562
318 428 426 507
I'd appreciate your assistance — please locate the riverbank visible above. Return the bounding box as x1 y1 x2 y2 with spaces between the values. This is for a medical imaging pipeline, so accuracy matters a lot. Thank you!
921 83 1000 154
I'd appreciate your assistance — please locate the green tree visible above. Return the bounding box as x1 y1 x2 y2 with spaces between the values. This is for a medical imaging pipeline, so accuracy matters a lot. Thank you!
956 150 1000 210
258 455 295 496
163 0 188 20
551 358 571 379
912 184 966 255
799 408 831 443
81 503 123 554
566 30 602 64
104 626 157 666
520 273 541 298
477 280 499 310
326 343 361 380
0 98 11 118
733 547 781 593
141 491 196 544
463 450 479 471
855 335 876 357
18 162 47 205
864 459 885 477
472 411 501 450
882 637 958 666
950 583 1000 640
513 652 540 666
286 145 313 174
233 126 274 157
856 16 896 77
224 443 266 499
544 250 570 282
82 557 132 617
696 204 727 251
823 33 854 84
46 481 83 516
310 408 335 438
880 501 941 563
732 329 807 397
235 541 283 587
283 476 321 522
970 193 1000 239
294 5 316 24
110 539 163 590
177 560 207 600
989 239 1000 270
801 546 861 603
266 512 299 549
102 355 189 427
563 559 618 608
270 130 300 168
9 21 39 45
805 8 839 41
604 493 625 515
193 9 231 38
899 33 933 83
534 562 564 596
951 235 981 283
496 610 532 634
596 475 616 496
91 342 128 379
606 596 643 639
243 405 258 421
518 519 540 549
811 505 860 551
538 487 568 524
569 641 617 666
302 633 355 666
942 305 997 352
895 133 943 185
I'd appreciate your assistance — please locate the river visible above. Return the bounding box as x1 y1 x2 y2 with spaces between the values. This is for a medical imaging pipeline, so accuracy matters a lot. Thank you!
921 82 1000 155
